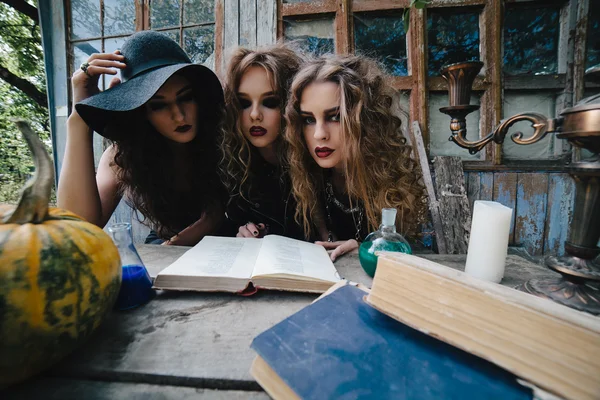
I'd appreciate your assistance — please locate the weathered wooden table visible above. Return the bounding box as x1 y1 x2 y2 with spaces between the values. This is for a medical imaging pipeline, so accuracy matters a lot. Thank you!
4 245 560 399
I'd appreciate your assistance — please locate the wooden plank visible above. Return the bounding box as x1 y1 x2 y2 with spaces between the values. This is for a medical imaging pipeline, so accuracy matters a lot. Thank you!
433 156 471 254
135 0 144 31
573 0 589 103
409 8 428 152
256 0 276 46
281 0 336 16
335 0 353 54
239 0 257 47
554 0 577 157
412 122 447 254
544 173 575 256
480 0 502 164
504 74 566 90
368 252 600 400
463 161 571 172
389 76 412 90
215 0 224 75
353 0 487 10
515 173 549 256
493 172 518 245
224 0 240 49
3 378 270 399
480 172 494 200
466 171 481 213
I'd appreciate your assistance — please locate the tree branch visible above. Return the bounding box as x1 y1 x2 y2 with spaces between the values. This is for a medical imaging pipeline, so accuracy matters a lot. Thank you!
1 0 39 24
0 64 47 108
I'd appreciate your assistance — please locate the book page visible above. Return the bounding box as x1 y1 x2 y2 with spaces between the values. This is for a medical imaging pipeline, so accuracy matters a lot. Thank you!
157 236 262 279
252 235 339 283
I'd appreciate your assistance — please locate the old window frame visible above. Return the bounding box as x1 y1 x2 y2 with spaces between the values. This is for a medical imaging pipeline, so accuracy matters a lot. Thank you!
66 0 220 85
278 0 592 170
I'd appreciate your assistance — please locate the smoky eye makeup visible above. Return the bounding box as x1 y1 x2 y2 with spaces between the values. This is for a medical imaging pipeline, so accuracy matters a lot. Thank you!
177 91 195 103
300 113 316 125
237 97 252 109
147 101 167 111
262 96 281 109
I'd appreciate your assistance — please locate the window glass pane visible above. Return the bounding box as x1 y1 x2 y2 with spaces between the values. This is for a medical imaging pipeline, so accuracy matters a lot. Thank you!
103 36 128 89
70 0 101 39
104 0 136 36
73 40 103 91
161 29 181 45
587 2 600 69
151 0 181 29
184 26 214 64
283 18 334 56
504 7 559 75
429 92 481 160
427 10 480 77
184 0 214 25
502 91 555 159
354 13 408 76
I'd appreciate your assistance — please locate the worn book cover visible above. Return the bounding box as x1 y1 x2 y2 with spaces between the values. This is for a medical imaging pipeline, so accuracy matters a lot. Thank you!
251 285 532 400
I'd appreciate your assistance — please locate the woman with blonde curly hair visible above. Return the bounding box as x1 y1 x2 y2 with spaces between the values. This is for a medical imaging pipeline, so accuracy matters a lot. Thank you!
219 44 306 239
285 55 427 260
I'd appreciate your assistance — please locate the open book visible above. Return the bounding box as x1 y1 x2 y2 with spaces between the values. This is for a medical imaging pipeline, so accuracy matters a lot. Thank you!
153 235 340 293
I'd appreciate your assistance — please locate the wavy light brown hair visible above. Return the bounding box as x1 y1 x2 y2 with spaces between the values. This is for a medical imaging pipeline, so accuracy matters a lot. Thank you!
219 43 303 201
285 55 427 239
105 71 225 239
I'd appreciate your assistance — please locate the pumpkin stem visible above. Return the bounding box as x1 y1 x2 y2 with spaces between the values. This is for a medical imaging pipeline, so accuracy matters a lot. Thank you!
3 120 54 224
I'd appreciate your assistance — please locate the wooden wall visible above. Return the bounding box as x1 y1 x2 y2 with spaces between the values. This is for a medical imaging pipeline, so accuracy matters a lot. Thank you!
465 171 575 256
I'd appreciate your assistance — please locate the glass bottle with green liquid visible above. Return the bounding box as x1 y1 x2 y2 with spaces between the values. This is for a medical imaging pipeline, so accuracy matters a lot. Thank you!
358 207 412 277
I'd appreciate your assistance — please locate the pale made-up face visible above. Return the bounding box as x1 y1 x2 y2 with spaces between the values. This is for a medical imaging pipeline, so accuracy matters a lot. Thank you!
145 74 198 144
300 81 343 170
237 66 281 150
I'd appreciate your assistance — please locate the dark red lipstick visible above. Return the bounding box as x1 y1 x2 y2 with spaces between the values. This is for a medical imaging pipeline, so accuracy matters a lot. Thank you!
250 126 267 137
315 147 334 158
175 124 192 133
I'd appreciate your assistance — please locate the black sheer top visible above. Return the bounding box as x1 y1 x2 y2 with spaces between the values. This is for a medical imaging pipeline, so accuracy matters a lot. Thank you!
222 160 306 240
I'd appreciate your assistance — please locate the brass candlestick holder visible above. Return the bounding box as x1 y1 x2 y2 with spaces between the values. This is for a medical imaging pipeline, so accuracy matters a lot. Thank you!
440 61 600 315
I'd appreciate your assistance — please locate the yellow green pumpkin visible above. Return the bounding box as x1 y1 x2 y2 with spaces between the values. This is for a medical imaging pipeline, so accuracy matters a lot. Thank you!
0 121 121 388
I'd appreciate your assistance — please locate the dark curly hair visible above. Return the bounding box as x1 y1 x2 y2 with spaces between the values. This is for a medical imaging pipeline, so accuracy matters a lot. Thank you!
219 43 303 202
105 71 226 239
285 55 427 238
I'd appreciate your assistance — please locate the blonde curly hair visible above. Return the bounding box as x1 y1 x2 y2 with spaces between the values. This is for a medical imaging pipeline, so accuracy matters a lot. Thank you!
284 55 427 239
219 43 303 202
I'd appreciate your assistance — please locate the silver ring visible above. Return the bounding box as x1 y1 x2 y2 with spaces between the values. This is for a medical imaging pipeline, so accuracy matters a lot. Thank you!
80 62 91 76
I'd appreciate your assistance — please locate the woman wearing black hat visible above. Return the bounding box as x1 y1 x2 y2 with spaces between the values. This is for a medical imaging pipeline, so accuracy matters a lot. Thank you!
57 31 226 246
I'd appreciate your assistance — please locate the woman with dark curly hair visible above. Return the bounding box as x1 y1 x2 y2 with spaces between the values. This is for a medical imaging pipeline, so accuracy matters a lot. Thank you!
285 55 427 260
220 44 305 239
57 31 226 246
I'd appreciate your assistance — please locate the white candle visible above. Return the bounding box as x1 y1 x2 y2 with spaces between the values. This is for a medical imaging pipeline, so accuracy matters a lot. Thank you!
465 201 513 283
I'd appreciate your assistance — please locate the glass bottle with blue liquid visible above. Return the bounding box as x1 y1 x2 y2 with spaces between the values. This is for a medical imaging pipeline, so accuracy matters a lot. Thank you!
359 208 412 278
108 223 155 310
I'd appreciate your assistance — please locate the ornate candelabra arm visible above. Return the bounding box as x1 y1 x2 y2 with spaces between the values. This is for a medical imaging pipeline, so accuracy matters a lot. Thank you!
448 126 495 155
500 112 557 146
446 112 558 155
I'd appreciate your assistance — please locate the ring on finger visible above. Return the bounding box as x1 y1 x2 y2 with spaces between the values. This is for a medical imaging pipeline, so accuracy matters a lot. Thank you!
80 62 91 77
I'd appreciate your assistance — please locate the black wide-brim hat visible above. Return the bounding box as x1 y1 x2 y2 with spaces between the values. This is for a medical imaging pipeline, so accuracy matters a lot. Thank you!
75 30 223 140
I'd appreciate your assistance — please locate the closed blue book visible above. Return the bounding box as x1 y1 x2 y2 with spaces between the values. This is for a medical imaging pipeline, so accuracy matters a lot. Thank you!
251 285 533 400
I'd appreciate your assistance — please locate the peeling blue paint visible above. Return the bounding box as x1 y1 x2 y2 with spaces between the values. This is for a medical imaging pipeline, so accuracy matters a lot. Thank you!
544 174 575 256
515 174 548 256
